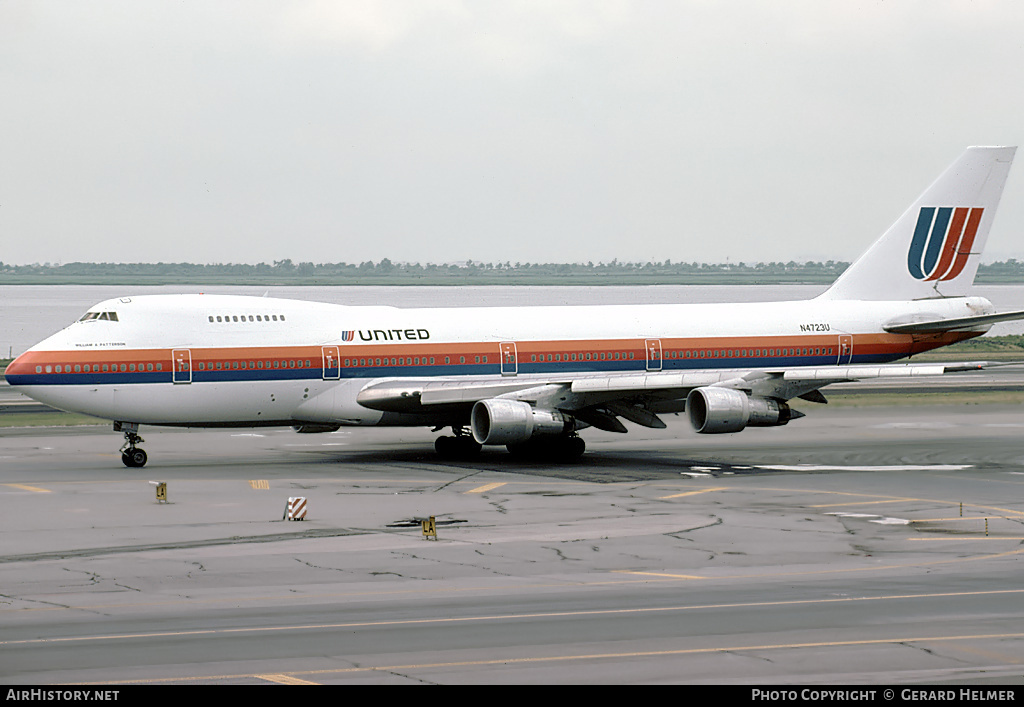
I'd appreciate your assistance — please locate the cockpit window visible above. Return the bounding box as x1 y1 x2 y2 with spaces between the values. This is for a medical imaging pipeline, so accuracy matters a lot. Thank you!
78 311 118 322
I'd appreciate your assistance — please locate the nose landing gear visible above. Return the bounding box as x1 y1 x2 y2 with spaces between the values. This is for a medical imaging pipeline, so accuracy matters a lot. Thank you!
115 421 148 468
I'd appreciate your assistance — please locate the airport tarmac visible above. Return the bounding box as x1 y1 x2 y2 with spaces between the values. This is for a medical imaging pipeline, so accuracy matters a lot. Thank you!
2 404 1024 685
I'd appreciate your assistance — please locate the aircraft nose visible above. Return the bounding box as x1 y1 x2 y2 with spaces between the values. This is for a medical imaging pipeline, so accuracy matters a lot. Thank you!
4 351 35 387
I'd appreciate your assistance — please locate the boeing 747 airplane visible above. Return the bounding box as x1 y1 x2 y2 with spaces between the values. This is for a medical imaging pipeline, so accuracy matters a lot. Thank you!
5 146 1023 467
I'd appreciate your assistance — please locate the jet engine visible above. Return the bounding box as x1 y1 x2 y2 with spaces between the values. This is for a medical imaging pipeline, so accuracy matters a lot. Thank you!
471 399 572 445
687 387 798 434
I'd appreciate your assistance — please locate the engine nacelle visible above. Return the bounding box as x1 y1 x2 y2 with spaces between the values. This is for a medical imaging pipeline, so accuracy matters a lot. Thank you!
471 399 571 445
687 387 795 434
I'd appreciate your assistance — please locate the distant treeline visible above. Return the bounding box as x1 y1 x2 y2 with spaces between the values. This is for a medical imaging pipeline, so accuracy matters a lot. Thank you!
2 258 1023 285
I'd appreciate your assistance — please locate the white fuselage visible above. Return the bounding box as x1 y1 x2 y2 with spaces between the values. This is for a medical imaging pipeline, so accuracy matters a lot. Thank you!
5 293 990 428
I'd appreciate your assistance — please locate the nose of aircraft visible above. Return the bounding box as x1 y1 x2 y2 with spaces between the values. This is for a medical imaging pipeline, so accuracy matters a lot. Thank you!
3 350 34 387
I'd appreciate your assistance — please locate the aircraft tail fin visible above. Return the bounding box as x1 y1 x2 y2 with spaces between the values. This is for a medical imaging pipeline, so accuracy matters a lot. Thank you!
820 146 1016 301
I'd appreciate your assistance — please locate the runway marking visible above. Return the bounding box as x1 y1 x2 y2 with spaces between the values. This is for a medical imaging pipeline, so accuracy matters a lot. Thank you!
909 516 1015 522
3 483 51 493
615 545 1024 581
755 464 973 472
256 674 320 685
617 571 706 579
659 487 726 500
11 588 1024 650
810 499 910 508
466 482 507 494
909 537 1024 541
249 480 270 490
73 628 1024 685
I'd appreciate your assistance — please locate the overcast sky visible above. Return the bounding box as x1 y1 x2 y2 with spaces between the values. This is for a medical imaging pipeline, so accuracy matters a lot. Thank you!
3 1 1024 267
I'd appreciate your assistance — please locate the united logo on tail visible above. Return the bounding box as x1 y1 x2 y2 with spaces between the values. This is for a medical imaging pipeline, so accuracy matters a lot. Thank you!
907 206 984 281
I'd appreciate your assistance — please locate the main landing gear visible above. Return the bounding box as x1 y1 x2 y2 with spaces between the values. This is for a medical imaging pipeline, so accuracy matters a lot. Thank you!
432 427 586 462
506 434 586 462
434 427 482 460
115 421 148 468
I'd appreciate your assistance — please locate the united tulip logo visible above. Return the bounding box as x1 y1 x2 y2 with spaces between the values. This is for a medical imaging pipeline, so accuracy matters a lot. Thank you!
907 207 984 281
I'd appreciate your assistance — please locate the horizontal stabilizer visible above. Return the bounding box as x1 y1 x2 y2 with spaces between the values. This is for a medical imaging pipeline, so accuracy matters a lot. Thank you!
884 309 1024 334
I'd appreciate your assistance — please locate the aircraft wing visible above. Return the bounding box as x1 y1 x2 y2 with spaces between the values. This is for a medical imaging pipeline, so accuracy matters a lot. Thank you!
356 360 1013 432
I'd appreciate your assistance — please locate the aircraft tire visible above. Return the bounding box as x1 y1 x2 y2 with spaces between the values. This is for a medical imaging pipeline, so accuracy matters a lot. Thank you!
507 435 585 463
122 448 148 468
434 436 481 460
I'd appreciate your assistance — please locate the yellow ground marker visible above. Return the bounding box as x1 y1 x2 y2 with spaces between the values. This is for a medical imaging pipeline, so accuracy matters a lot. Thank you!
467 482 507 494
659 487 726 500
4 483 51 493
249 480 269 490
256 674 319 685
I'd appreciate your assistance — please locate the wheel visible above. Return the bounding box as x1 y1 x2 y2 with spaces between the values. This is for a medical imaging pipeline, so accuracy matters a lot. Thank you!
435 436 481 460
122 448 148 468
507 436 585 462
435 435 455 457
555 436 585 462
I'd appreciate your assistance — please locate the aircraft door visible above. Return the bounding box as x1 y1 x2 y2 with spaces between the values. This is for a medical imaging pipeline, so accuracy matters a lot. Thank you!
322 346 341 380
837 335 853 365
645 339 662 372
172 349 192 384
499 342 518 376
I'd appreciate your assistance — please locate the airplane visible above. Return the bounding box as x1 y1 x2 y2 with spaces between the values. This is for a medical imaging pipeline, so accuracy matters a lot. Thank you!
5 146 1024 468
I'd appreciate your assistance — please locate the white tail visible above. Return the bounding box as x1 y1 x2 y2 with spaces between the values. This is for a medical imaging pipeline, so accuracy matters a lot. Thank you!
820 146 1016 301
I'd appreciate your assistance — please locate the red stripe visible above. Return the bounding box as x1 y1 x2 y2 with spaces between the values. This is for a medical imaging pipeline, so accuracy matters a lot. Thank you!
925 207 968 281
943 207 984 280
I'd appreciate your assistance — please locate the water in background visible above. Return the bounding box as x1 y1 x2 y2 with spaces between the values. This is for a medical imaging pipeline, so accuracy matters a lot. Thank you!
3 284 1024 358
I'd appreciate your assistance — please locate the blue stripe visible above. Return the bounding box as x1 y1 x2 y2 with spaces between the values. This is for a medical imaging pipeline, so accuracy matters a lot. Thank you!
922 207 952 276
907 207 935 280
9 352 909 388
